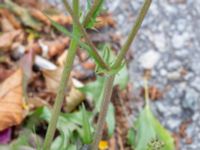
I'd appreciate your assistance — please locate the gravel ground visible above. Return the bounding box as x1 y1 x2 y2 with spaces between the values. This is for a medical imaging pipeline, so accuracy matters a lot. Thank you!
109 0 200 149
47 0 199 149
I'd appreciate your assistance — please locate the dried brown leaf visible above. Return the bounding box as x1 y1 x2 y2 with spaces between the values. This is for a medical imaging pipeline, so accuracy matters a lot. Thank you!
50 15 72 26
64 86 85 112
29 8 50 25
0 9 21 29
0 69 24 131
0 17 15 32
41 37 69 58
57 50 68 66
0 30 24 51
42 67 72 93
95 14 116 29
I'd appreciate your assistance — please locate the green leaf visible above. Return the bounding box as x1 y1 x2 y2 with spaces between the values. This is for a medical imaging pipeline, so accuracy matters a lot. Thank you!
79 76 106 111
127 127 136 148
2 129 36 150
27 107 83 149
114 63 129 90
106 104 115 137
80 77 116 137
96 44 129 90
87 0 92 10
80 104 92 144
85 0 105 28
133 106 174 150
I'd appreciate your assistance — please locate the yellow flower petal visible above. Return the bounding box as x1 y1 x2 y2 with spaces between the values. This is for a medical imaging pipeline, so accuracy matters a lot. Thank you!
99 140 108 150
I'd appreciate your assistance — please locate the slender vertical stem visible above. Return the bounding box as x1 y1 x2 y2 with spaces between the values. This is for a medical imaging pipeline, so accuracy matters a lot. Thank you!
113 0 152 68
90 75 115 150
91 0 152 149
62 0 109 70
43 1 80 149
144 77 150 106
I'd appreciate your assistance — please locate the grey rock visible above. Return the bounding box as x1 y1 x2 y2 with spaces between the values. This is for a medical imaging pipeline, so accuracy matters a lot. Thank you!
190 77 200 91
184 72 194 81
191 60 200 74
166 118 181 130
155 101 168 116
176 19 187 32
182 88 199 111
167 60 182 71
175 49 189 58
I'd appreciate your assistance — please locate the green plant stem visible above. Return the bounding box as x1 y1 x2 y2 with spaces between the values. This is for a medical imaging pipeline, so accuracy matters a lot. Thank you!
43 1 80 149
90 75 115 150
91 0 152 149
83 0 104 27
113 0 152 68
144 77 150 106
62 0 109 70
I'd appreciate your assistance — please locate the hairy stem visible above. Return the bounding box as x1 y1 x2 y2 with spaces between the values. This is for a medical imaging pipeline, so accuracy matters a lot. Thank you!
113 0 152 68
91 0 152 149
90 75 115 150
43 1 80 149
62 0 109 70
83 0 104 27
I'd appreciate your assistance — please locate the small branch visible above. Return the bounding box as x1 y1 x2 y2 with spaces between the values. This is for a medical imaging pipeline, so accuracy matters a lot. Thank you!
90 75 115 150
43 0 80 149
113 0 152 68
144 77 150 106
90 0 152 149
83 0 104 27
62 0 109 70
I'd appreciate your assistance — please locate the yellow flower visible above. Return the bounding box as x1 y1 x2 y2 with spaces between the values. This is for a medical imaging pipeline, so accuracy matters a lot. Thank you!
99 140 108 150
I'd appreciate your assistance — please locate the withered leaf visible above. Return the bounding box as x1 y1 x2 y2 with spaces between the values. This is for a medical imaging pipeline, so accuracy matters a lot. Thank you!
0 30 24 51
5 0 42 30
43 67 72 93
0 69 24 131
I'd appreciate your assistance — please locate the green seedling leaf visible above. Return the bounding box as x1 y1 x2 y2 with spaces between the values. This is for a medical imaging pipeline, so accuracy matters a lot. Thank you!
96 44 129 90
106 104 115 137
85 0 105 28
1 129 41 150
80 104 92 144
127 127 136 147
114 62 129 90
132 105 174 150
80 77 115 137
5 0 42 30
147 138 165 150
87 0 92 10
79 76 106 110
51 130 68 150
27 107 84 149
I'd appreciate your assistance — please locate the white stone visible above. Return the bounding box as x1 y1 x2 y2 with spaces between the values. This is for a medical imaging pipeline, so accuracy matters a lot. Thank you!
139 50 161 69
167 71 181 80
172 33 189 49
153 33 166 52
160 69 167 76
